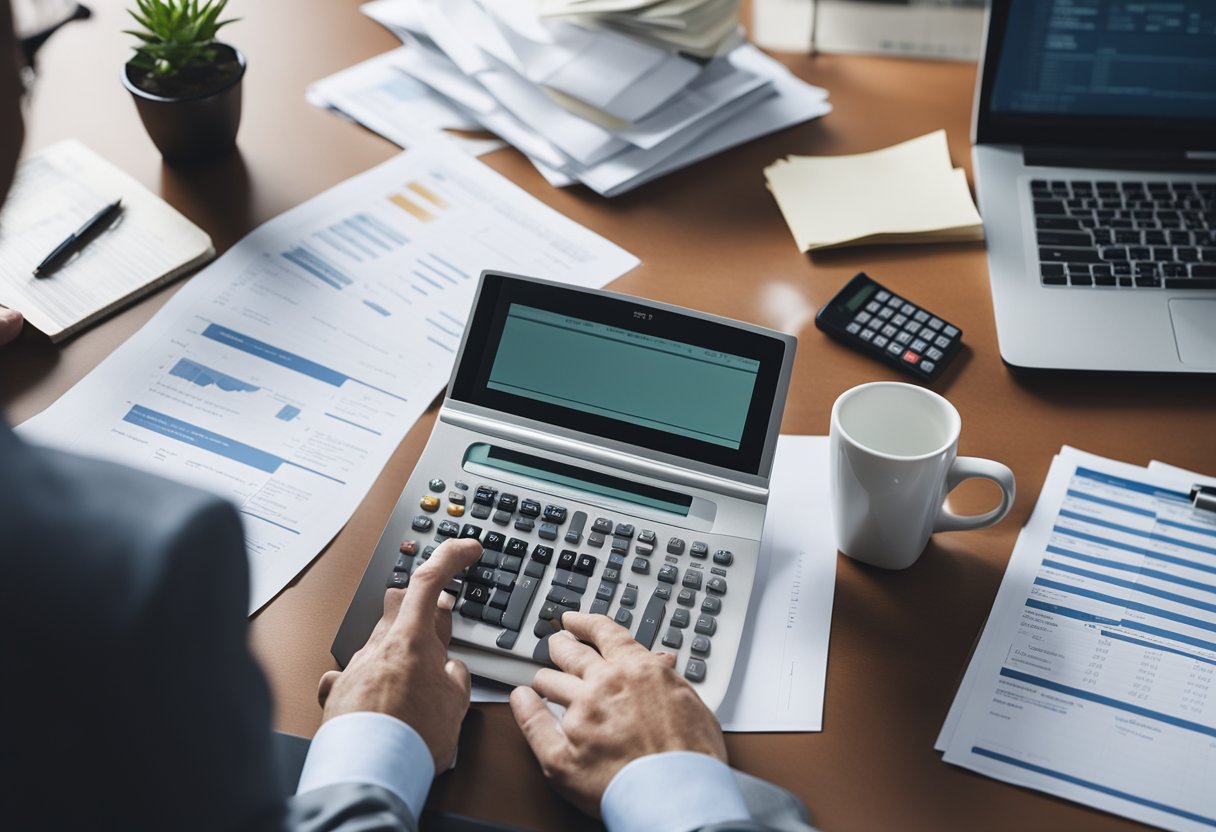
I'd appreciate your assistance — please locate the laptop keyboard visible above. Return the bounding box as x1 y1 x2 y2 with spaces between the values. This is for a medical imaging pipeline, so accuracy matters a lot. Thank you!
1031 179 1216 289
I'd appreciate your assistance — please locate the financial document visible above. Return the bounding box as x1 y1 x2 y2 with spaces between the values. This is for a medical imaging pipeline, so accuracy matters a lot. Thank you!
19 145 639 613
939 447 1216 831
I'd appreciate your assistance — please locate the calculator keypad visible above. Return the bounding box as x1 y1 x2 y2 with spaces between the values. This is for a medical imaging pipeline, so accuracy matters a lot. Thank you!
852 291 959 378
387 477 748 695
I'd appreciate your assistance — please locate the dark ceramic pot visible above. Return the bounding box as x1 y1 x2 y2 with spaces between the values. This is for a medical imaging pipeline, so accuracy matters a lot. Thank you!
122 44 246 165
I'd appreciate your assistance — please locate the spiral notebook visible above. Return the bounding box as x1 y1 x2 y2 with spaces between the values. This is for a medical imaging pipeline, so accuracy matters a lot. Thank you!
0 140 213 342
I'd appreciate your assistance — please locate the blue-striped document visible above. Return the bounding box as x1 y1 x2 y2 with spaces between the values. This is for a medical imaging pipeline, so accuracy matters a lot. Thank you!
938 447 1215 831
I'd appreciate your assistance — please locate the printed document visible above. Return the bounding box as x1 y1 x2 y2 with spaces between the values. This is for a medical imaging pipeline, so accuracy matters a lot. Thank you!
939 446 1216 831
18 144 638 613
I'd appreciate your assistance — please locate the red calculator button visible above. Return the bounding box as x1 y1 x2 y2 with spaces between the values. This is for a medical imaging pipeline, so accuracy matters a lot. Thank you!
902 350 920 364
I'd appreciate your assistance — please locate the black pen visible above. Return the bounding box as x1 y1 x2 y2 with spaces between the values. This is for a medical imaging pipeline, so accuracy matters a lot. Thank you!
33 198 124 277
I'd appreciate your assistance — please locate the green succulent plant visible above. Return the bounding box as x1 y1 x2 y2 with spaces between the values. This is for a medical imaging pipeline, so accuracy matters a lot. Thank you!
125 0 239 78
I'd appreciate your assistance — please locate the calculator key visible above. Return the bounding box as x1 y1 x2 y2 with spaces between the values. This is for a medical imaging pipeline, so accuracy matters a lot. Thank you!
492 510 512 526
635 543 653 556
631 557 651 575
411 515 434 532
666 537 686 555
865 300 881 313
712 549 733 566
908 338 926 352
706 576 727 596
601 567 620 584
905 322 921 337
638 529 657 545
695 615 717 636
875 289 890 301
886 342 903 357
595 581 617 602
846 322 861 334
482 532 506 552
886 296 903 308
387 571 409 589
859 329 875 342
855 311 872 325
682 570 703 590
614 523 635 539
914 310 929 322
473 486 497 506
575 554 598 576
524 560 546 579
399 539 419 556
927 317 944 330
690 541 708 559
447 491 466 505
620 584 639 608
437 520 461 537
662 628 683 650
496 493 518 512
943 325 959 338
926 347 943 361
592 517 614 534
658 564 679 583
920 361 936 374
557 550 578 571
501 575 541 631
565 510 588 545
587 532 605 548
634 593 668 649
881 324 898 338
934 335 951 349
902 350 920 365
542 505 568 524
531 545 553 564
701 596 722 615
685 659 707 683
505 537 529 557
538 523 559 540
520 499 542 517
894 331 912 345
447 504 466 517
614 608 633 628
498 554 523 574
419 495 440 512
873 335 889 349
454 480 469 491
900 303 915 315
514 517 535 533
892 314 907 327
428 478 446 492
671 608 690 628
678 588 697 606
611 536 632 554
877 307 894 320
691 635 711 656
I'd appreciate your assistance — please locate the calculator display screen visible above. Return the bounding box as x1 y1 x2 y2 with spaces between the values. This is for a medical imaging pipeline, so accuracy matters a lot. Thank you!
487 305 758 450
845 283 877 313
452 273 789 474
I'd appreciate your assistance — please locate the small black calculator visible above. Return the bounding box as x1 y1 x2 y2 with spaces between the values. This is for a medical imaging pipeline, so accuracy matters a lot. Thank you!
815 273 962 381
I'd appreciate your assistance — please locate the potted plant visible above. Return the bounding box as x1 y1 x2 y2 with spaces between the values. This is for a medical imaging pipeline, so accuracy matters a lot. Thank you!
121 0 244 164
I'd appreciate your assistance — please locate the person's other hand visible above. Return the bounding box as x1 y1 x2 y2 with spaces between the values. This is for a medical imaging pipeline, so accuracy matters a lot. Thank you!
0 308 22 344
317 536 482 772
509 612 728 816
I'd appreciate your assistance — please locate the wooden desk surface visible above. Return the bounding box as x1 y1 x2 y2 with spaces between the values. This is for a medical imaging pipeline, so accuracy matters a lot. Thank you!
4 2 1214 830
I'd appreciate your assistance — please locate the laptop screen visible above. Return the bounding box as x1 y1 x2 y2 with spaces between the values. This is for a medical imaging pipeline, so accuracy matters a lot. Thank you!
977 0 1216 149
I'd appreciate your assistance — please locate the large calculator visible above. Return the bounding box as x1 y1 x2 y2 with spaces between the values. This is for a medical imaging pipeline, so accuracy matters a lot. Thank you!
333 272 797 711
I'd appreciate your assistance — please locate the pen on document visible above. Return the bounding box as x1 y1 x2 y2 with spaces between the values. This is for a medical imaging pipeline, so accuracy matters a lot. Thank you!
33 198 124 277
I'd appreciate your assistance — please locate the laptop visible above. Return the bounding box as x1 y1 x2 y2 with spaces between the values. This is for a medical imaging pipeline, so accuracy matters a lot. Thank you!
973 0 1216 373
333 271 796 710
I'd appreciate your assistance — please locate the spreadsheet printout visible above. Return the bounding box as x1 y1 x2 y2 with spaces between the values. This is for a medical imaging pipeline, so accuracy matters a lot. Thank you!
941 447 1215 831
17 144 638 613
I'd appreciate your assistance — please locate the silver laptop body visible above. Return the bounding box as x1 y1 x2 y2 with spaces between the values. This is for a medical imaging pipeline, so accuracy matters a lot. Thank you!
334 272 796 711
974 0 1216 373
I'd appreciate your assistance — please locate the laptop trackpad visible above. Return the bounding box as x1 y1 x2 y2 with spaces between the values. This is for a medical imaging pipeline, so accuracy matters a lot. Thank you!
1170 299 1216 366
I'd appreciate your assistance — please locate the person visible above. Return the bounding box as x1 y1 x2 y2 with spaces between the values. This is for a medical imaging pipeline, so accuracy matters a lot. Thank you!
0 3 815 829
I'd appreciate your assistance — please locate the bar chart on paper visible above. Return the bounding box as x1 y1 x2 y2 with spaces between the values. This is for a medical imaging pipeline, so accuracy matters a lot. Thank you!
19 145 639 611
941 449 1216 832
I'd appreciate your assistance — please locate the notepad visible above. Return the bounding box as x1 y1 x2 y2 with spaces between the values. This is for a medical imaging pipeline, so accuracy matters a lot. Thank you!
0 140 213 342
764 130 983 252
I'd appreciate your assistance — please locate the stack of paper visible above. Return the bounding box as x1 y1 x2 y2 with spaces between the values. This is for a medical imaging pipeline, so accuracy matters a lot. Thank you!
938 446 1216 831
537 0 743 58
328 0 830 197
764 130 983 252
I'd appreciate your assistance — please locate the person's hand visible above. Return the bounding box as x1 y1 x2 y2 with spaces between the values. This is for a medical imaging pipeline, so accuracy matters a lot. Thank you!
317 536 483 772
0 308 21 345
509 612 728 816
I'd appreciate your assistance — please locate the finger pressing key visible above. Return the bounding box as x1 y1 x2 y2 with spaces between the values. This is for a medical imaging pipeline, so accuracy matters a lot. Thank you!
394 537 482 635
561 611 644 659
546 630 604 679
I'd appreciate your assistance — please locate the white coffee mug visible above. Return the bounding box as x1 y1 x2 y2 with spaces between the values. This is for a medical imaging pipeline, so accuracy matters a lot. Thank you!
830 381 1015 570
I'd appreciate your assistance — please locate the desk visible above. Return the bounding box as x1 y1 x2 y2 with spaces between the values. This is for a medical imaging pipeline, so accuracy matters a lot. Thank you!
3 2 1214 830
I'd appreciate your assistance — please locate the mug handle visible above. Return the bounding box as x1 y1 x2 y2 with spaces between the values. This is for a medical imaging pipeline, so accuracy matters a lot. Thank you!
933 457 1016 533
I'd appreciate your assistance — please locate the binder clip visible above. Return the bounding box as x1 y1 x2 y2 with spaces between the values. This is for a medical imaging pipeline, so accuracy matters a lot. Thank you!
1190 485 1216 513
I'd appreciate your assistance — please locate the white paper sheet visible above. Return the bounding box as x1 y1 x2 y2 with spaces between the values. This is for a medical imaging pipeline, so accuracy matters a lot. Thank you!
470 436 838 734
18 144 638 614
938 446 1216 831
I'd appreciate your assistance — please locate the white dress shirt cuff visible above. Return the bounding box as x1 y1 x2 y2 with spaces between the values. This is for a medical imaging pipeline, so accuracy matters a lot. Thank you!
296 711 434 822
601 751 750 832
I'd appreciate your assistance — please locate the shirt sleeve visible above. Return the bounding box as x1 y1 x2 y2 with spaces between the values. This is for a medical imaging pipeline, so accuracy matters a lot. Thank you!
601 752 751 832
296 712 434 824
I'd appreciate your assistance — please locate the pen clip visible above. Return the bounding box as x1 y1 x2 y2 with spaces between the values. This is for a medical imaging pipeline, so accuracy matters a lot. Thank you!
1189 484 1216 513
